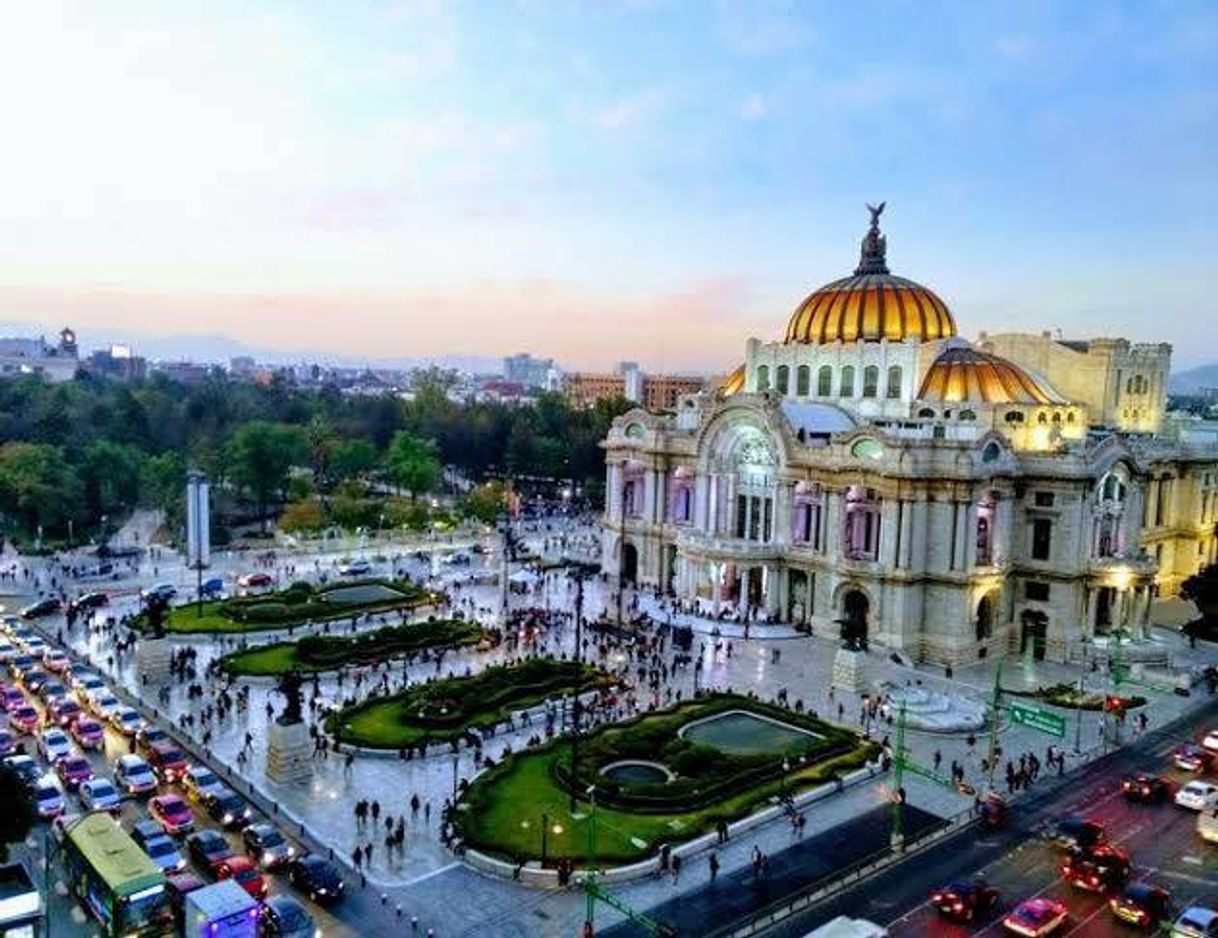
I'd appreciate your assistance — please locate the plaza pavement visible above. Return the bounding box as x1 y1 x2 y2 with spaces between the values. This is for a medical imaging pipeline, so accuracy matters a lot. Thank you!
7 524 1218 936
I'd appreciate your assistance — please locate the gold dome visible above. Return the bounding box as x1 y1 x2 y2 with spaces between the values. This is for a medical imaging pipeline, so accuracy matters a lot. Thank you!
784 204 957 345
918 346 1064 405
720 364 745 395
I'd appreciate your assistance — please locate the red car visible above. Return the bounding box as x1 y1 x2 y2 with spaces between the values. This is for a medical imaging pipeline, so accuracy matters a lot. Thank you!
70 717 105 750
1003 896 1069 936
55 755 94 791
1174 744 1215 773
147 742 189 783
148 794 195 836
237 572 274 589
48 697 83 728
215 856 268 899
0 684 25 711
9 703 40 734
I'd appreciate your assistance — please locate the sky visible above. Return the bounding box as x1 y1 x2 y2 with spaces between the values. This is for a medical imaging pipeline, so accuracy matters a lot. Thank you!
0 0 1215 372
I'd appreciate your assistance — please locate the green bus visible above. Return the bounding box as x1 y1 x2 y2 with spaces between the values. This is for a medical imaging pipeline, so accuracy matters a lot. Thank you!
61 813 175 937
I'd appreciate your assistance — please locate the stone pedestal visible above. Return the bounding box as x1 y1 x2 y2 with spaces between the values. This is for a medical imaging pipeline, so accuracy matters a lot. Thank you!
136 638 173 683
266 720 312 784
832 647 867 694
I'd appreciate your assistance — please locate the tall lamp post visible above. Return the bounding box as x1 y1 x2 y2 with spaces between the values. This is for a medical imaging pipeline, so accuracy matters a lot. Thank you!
568 563 596 812
617 461 628 626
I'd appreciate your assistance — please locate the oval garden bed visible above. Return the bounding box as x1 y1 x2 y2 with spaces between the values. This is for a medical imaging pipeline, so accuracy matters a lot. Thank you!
1009 682 1147 712
456 693 877 866
218 617 491 676
325 657 613 749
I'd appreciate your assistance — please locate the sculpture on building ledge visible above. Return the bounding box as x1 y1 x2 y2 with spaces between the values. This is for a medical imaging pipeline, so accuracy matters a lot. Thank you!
275 669 305 726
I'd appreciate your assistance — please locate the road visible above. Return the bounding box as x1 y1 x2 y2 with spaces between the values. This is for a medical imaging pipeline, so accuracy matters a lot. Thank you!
772 696 1218 936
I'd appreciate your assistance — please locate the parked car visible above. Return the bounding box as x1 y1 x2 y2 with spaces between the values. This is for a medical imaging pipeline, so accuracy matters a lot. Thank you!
9 703 40 734
148 794 194 836
34 777 65 819
287 855 345 904
131 820 187 874
37 727 75 763
1109 881 1172 930
55 755 94 791
147 742 189 783
258 895 316 938
114 754 158 796
70 718 106 751
109 706 143 737
1002 896 1069 936
1174 745 1215 774
203 788 251 829
186 829 235 872
215 855 267 899
79 777 122 814
181 764 224 802
20 598 61 619
242 822 295 869
1176 780 1218 812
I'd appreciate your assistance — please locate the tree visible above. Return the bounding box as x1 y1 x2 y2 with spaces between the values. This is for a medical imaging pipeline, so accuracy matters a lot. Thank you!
79 440 144 520
462 481 509 525
228 422 307 531
383 431 441 500
331 439 378 483
0 442 82 537
0 763 36 862
279 496 326 534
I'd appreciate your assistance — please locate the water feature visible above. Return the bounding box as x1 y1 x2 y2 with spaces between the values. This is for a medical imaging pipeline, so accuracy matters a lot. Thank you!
600 760 673 785
678 710 821 756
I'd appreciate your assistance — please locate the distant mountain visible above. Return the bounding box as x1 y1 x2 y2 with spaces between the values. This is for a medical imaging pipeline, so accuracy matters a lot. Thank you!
0 319 504 375
1170 363 1218 394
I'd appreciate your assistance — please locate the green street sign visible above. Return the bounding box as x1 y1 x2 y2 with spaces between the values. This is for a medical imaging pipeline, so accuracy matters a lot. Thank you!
1009 700 1066 738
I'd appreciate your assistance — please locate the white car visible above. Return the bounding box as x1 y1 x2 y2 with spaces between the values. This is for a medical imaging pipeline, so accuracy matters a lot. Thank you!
1176 780 1218 811
79 777 122 814
338 559 372 576
141 583 177 602
110 706 143 737
113 754 158 796
1202 730 1218 753
37 727 75 764
34 777 65 819
89 691 122 720
180 764 224 802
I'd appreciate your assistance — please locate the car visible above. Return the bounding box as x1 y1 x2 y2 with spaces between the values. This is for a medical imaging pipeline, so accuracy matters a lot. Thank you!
259 895 316 938
237 572 274 589
48 697 83 728
70 717 106 750
71 592 110 612
79 777 122 814
1205 730 1218 753
1002 896 1069 936
55 755 93 791
181 764 224 802
0 730 14 757
37 680 67 704
89 690 122 721
4 754 41 788
1173 906 1218 938
20 669 50 693
1174 745 1215 774
109 706 143 736
186 829 234 872
242 822 295 869
9 703 40 734
1176 780 1218 811
20 598 61 619
930 879 1000 922
147 742 189 783
34 777 65 819
131 820 187 873
1061 844 1130 892
199 577 225 598
287 855 345 904
41 649 71 673
37 727 75 763
141 583 178 603
23 638 48 657
7 654 36 679
0 684 25 711
71 671 105 695
136 725 170 755
148 794 194 836
203 788 251 829
114 754 158 796
165 871 207 922
338 559 372 577
1051 815 1106 852
215 855 267 899
1110 881 1172 930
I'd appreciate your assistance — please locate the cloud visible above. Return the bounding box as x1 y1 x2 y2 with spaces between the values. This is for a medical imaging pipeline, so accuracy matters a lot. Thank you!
583 90 667 131
741 93 769 120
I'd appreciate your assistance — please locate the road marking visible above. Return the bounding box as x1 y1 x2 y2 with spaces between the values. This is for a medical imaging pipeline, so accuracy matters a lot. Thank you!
398 861 460 886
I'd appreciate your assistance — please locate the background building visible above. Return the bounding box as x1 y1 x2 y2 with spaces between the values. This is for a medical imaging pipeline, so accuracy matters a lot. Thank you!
0 327 79 382
565 361 706 410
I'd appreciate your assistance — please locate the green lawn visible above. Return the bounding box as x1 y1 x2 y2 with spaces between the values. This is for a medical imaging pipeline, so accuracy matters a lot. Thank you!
458 737 876 866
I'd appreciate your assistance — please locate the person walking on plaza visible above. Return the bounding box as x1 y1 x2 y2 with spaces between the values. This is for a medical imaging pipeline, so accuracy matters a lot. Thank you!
709 852 720 883
671 854 681 885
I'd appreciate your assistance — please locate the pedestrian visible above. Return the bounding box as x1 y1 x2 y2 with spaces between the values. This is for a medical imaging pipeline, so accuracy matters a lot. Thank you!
932 749 942 773
671 854 681 884
352 845 363 870
709 852 720 883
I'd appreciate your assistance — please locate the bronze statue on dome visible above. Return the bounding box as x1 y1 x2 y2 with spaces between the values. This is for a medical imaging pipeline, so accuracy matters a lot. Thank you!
856 201 890 275
866 201 886 228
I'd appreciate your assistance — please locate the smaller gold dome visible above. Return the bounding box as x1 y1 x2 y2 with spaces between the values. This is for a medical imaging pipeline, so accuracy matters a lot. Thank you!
918 346 1064 405
720 364 745 395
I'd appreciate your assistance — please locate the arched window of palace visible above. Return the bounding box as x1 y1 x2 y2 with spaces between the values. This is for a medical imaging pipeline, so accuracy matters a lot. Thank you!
756 365 770 392
817 365 833 397
840 366 855 398
669 466 695 524
918 407 936 419
862 366 879 398
792 481 824 549
975 492 997 565
776 365 790 395
886 366 902 399
621 461 645 518
1093 468 1129 559
843 485 881 561
796 365 810 396
709 423 776 544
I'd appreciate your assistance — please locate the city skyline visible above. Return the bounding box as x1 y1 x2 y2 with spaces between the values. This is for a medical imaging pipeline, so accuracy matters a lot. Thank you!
0 1 1215 371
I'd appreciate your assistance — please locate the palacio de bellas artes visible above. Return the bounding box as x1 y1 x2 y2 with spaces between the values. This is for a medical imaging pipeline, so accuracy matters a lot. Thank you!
601 204 1218 669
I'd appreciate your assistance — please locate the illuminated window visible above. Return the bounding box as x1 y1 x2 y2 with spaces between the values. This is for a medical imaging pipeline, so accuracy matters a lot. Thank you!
886 366 902 399
796 365 810 396
862 366 879 398
817 365 832 396
840 366 855 397
776 365 790 394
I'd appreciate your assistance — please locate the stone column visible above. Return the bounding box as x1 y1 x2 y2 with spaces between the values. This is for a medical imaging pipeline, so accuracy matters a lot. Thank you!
898 499 912 568
739 567 751 611
766 566 781 616
909 498 929 574
879 500 899 568
953 501 968 570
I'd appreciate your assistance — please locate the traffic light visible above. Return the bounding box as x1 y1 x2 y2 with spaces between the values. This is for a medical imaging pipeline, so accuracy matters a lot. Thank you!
1104 695 1125 714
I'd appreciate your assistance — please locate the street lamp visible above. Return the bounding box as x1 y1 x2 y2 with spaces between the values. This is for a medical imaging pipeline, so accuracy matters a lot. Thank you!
541 812 549 866
451 753 459 801
781 757 790 798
